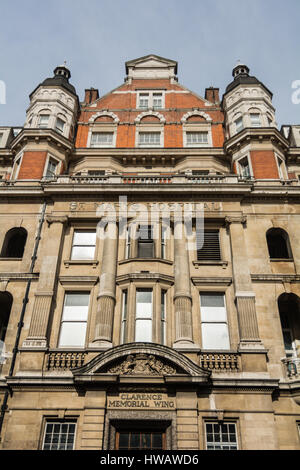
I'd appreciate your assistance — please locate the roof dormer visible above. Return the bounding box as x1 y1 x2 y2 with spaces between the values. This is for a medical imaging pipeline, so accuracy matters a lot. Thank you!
125 54 178 82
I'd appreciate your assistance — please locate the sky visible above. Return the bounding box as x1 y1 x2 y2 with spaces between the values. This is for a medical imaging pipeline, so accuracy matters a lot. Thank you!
0 0 299 127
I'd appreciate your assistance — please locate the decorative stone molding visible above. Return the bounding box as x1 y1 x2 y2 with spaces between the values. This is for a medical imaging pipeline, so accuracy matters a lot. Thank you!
199 352 240 372
107 353 177 376
134 110 166 123
72 343 211 382
46 351 87 370
181 110 212 122
225 215 247 226
88 111 120 123
45 215 68 226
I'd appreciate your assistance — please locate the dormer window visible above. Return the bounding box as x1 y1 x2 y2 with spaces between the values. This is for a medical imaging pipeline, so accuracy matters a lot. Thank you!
38 114 50 129
137 91 164 109
250 113 261 127
186 131 208 146
90 132 114 147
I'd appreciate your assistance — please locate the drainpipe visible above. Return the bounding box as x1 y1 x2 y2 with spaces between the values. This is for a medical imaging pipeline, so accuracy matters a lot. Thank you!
0 200 47 439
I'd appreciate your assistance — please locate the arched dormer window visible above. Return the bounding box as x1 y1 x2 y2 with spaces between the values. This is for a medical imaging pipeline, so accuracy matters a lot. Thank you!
88 111 119 148
135 111 165 148
0 227 28 258
0 292 13 343
266 228 292 260
181 110 212 147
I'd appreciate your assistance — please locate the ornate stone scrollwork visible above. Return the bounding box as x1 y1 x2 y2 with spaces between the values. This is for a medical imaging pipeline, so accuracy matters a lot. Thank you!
107 354 177 376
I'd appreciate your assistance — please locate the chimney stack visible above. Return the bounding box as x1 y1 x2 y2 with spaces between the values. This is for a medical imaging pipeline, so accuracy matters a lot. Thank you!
205 87 220 104
84 88 99 104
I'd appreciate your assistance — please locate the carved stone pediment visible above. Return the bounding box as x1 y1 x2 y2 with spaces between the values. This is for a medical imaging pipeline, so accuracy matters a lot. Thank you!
105 354 178 376
72 343 211 385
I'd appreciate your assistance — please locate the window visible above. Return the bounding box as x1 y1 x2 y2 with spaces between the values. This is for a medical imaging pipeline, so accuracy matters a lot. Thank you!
120 290 128 344
161 225 167 259
277 156 285 179
71 230 96 260
235 116 244 133
278 293 300 358
250 113 261 127
205 422 238 450
135 289 152 342
238 156 251 178
138 225 154 258
196 229 221 261
55 117 65 133
125 225 131 259
90 132 114 147
137 91 164 109
116 429 165 450
161 290 167 345
138 132 161 147
87 170 105 177
266 228 292 259
186 131 208 146
0 292 13 343
38 114 50 128
58 292 90 347
45 159 58 178
200 293 230 350
0 227 27 258
42 421 76 450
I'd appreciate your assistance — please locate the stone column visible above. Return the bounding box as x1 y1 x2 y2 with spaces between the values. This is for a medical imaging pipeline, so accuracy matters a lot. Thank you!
23 215 67 348
173 219 197 348
92 220 118 347
226 216 263 350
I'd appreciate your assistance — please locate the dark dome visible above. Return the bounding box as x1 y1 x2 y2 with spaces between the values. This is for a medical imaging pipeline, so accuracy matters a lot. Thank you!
30 64 77 98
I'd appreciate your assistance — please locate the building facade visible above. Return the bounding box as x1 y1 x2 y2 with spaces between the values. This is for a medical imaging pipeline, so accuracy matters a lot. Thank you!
0 55 300 450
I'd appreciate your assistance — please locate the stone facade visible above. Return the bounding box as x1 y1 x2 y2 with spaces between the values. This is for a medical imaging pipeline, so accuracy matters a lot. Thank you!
0 55 299 450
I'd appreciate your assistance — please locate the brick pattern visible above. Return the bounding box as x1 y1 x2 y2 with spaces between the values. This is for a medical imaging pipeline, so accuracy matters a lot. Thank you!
250 150 279 179
75 77 225 149
18 151 47 180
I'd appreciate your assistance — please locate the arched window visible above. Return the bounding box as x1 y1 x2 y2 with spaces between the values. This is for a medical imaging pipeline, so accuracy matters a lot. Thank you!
278 293 300 358
0 228 28 258
0 292 13 343
266 228 292 259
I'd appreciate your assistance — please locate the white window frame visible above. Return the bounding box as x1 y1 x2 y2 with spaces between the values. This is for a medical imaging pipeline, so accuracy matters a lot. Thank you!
11 152 23 180
120 289 128 344
135 288 153 342
70 230 97 260
183 123 212 148
234 116 244 134
249 112 261 127
55 117 66 134
136 90 165 110
236 154 253 178
42 420 77 450
87 123 117 148
38 114 50 129
58 292 90 348
276 155 286 180
90 131 114 148
200 292 230 350
161 289 167 345
205 421 238 450
43 155 61 179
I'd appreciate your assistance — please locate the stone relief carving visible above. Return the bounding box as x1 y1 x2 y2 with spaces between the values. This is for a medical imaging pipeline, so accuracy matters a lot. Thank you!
107 354 177 375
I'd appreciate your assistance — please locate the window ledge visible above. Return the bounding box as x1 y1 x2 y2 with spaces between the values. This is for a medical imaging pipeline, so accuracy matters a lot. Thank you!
0 257 22 261
193 260 228 267
119 258 173 265
270 258 294 262
64 259 99 268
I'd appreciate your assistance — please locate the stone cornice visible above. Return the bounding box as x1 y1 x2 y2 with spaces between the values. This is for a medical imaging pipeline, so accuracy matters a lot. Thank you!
224 127 289 154
10 128 74 154
251 274 300 283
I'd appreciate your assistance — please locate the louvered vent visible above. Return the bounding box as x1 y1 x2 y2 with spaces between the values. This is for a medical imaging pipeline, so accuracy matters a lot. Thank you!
196 230 221 261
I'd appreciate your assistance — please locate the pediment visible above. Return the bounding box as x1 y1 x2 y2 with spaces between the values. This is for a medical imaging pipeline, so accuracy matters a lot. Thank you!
125 55 178 80
72 343 210 383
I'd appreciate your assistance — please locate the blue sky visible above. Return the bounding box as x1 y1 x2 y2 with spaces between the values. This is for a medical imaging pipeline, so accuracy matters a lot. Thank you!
0 0 299 127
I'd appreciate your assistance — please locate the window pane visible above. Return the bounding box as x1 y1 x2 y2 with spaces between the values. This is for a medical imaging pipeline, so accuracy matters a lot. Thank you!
202 323 230 350
135 319 152 342
71 246 95 260
186 132 208 144
201 294 224 308
91 132 113 146
59 322 87 347
62 305 89 321
73 231 96 245
65 293 90 307
138 241 154 258
200 294 227 322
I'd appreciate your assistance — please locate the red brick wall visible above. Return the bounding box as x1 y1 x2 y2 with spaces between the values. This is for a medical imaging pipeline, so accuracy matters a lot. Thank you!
18 151 47 180
250 151 279 179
